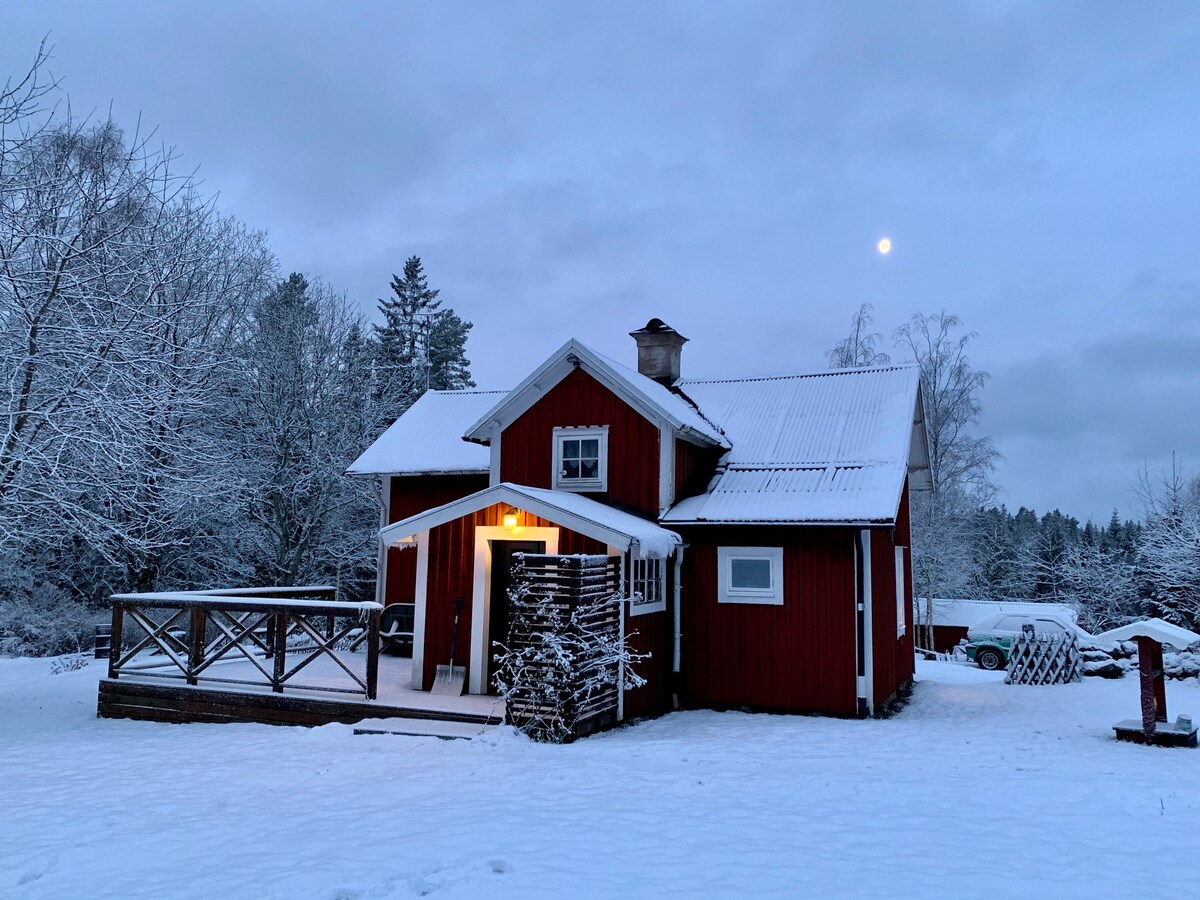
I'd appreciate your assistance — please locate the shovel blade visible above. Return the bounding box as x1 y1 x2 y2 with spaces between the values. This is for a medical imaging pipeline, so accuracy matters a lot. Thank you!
430 664 466 696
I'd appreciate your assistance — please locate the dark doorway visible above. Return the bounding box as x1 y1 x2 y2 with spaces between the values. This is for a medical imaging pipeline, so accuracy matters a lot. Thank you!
488 540 544 693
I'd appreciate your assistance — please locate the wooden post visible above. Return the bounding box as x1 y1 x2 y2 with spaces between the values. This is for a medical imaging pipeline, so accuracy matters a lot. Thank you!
187 607 206 686
1136 636 1159 739
1151 639 1167 723
273 612 287 693
365 608 381 701
109 604 124 679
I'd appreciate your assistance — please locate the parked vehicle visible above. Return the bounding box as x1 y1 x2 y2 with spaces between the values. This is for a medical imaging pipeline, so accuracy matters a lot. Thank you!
964 612 1084 671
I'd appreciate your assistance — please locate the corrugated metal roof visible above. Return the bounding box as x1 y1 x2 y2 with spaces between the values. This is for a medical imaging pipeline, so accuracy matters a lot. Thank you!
678 365 919 467
347 390 506 475
664 365 922 524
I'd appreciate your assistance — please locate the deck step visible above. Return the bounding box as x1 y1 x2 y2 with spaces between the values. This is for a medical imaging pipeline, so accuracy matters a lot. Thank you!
353 718 501 740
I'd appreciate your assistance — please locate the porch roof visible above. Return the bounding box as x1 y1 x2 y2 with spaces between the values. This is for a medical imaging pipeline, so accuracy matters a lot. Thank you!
378 482 681 558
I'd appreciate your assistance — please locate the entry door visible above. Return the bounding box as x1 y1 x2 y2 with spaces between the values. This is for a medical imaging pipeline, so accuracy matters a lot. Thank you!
488 540 544 693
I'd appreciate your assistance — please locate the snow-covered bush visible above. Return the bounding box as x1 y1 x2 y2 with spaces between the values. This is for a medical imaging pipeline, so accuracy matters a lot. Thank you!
494 574 646 744
49 653 91 674
0 586 100 657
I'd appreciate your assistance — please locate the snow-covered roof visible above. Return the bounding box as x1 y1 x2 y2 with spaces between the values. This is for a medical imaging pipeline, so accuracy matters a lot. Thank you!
347 390 506 475
663 365 930 524
462 339 728 449
1094 618 1200 649
379 482 681 558
914 598 1079 629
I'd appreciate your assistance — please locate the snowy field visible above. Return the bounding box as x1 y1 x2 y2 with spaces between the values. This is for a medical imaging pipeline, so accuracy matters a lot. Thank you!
2 658 1198 899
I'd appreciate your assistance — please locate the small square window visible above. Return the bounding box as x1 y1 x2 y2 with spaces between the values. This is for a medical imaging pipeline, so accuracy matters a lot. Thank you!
630 557 666 616
718 547 784 605
553 427 608 491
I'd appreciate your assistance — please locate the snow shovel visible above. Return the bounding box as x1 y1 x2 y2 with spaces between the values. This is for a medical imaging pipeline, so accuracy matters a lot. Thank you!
430 597 466 696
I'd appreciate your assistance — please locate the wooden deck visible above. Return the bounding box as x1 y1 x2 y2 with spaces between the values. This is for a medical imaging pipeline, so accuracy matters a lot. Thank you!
98 655 506 729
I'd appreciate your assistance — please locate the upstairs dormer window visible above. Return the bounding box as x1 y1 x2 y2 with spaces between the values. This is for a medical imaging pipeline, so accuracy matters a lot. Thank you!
553 426 608 491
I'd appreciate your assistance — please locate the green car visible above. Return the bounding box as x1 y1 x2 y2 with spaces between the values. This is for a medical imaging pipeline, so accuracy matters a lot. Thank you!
964 612 1078 671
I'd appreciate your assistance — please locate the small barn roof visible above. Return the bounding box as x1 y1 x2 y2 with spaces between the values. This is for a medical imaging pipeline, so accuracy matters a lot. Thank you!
378 482 682 558
664 365 931 524
347 389 505 476
914 598 1079 629
1094 618 1200 649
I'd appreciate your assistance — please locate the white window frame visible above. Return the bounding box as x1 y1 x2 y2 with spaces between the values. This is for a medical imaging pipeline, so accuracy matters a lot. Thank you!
895 546 907 637
718 546 784 605
552 426 608 492
629 556 666 616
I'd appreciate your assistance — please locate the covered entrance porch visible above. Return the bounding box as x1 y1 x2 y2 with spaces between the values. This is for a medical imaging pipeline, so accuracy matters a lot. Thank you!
379 482 681 713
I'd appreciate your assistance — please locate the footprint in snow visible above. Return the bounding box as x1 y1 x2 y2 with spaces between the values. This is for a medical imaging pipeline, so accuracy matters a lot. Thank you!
408 858 511 895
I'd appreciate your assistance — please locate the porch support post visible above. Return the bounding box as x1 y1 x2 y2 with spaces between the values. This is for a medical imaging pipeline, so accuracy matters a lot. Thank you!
109 604 124 679
187 607 206 686
365 607 380 701
273 612 287 693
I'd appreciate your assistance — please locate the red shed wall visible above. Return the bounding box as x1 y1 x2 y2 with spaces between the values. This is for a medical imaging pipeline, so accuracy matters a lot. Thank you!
930 626 969 653
677 525 858 716
499 368 661 518
384 474 489 605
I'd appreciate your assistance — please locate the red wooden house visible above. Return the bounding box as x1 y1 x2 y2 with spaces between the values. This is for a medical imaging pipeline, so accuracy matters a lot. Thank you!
349 320 932 719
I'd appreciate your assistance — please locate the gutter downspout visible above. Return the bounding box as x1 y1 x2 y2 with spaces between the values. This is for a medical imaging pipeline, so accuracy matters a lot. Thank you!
373 476 389 606
673 543 687 709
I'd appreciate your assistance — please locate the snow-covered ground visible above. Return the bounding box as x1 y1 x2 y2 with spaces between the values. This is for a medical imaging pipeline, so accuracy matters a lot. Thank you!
2 658 1197 899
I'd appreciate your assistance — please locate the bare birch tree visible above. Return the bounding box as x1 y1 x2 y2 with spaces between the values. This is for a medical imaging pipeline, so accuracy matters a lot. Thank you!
827 303 891 369
894 311 998 647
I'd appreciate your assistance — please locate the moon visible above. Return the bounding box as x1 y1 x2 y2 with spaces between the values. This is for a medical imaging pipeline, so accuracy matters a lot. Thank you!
877 237 892 255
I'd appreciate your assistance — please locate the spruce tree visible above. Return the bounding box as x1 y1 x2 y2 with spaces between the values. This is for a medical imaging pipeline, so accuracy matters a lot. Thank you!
373 256 474 423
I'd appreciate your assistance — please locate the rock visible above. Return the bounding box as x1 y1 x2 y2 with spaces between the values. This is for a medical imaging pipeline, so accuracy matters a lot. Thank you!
1083 659 1125 679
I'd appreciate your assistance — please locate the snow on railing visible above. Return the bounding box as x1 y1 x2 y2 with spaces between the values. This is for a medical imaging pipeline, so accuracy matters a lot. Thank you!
105 587 383 700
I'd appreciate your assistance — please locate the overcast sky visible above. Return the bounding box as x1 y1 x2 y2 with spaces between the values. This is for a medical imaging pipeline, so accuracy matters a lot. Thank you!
5 2 1199 521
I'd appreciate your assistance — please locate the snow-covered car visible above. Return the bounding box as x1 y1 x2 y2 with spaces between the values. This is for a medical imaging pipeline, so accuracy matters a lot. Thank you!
964 611 1085 670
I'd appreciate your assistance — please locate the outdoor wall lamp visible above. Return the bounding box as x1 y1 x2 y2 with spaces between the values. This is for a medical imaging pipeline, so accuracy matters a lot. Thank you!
502 507 520 531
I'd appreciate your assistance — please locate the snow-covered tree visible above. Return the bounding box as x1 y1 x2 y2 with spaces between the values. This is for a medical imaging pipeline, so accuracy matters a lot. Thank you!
827 303 891 369
1136 461 1200 629
893 312 998 644
232 274 384 597
373 256 473 425
894 311 998 499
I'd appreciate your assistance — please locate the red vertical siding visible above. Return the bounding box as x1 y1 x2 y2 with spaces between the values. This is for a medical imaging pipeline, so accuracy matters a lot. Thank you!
869 480 915 712
384 474 489 605
623 593 673 720
419 505 619 690
499 368 660 518
674 438 723 501
677 526 859 716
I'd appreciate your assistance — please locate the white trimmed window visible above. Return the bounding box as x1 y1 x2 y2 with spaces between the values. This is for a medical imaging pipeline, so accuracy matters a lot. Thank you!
552 426 608 491
630 557 666 616
717 547 784 605
895 546 907 637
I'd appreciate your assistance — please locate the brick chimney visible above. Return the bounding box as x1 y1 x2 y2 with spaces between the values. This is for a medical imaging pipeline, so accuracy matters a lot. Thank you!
629 318 687 386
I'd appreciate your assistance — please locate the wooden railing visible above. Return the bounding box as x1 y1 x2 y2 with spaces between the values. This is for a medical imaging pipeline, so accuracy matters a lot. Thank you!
107 586 383 700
